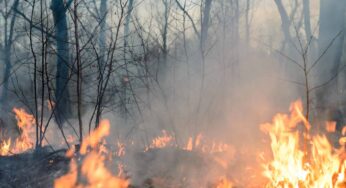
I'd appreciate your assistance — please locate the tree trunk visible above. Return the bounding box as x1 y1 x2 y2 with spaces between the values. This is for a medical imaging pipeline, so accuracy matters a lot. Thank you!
303 0 312 41
245 0 251 45
51 0 72 125
99 0 107 67
162 0 169 65
120 0 134 118
1 0 20 106
274 0 292 49
316 0 346 113
200 0 212 53
95 0 108 128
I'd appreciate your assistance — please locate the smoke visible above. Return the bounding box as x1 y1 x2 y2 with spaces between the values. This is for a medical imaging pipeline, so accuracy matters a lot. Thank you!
2 0 344 187
98 36 304 186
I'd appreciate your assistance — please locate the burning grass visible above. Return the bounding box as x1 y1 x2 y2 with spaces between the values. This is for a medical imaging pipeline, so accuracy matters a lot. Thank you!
3 100 346 187
54 119 129 188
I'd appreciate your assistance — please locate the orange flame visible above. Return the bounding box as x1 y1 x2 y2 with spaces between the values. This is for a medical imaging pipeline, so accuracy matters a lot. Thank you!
81 151 128 188
54 119 128 188
80 119 110 154
54 159 78 188
0 138 11 155
0 108 36 156
261 100 346 187
146 130 174 150
215 176 233 188
12 107 35 153
326 121 337 133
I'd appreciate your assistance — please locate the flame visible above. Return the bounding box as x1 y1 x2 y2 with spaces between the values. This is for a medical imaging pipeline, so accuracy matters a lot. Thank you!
326 121 337 133
185 137 193 151
12 107 35 153
185 135 229 154
80 151 129 188
80 119 110 154
0 108 36 156
54 119 128 188
261 100 346 187
146 130 174 150
116 141 126 157
54 159 78 188
0 138 11 155
13 107 36 129
215 176 233 188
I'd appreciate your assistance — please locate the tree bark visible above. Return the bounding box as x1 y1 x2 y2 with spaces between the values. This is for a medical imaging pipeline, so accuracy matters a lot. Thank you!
303 0 312 41
274 0 292 49
51 0 72 125
200 0 212 53
1 0 20 105
316 0 346 112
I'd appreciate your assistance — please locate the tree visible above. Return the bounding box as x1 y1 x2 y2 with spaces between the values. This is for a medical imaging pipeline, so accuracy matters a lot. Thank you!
316 0 346 116
50 0 73 125
0 0 20 106
274 0 293 51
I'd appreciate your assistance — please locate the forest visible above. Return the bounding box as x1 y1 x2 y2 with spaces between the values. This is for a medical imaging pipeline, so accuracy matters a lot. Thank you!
0 0 346 187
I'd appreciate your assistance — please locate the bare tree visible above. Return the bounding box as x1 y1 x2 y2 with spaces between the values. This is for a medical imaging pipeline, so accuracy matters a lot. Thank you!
50 0 73 126
0 0 20 106
316 0 346 115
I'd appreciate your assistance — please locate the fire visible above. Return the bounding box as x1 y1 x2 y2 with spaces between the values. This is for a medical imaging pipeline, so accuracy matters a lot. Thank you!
261 100 346 187
116 141 126 157
326 121 337 133
146 130 174 150
184 133 202 151
0 107 35 155
215 176 233 188
54 119 129 188
54 159 78 188
80 151 128 188
80 119 111 154
145 130 231 155
0 138 11 155
12 107 35 153
184 135 230 154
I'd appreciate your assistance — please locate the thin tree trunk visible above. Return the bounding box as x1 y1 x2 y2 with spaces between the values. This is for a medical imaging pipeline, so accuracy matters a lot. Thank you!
200 0 212 53
162 0 169 65
245 0 251 45
74 0 83 143
95 0 108 128
120 0 134 118
303 0 312 41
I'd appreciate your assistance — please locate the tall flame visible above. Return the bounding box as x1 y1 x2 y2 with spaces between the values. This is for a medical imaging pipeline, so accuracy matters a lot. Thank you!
0 108 35 155
54 119 129 188
261 100 346 187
